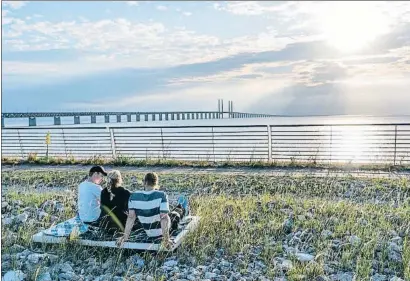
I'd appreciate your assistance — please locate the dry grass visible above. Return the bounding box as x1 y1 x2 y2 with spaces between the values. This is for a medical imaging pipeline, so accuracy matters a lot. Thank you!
1 170 409 280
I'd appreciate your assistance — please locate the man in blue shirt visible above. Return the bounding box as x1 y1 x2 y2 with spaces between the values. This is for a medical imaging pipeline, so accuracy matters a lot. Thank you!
78 166 107 226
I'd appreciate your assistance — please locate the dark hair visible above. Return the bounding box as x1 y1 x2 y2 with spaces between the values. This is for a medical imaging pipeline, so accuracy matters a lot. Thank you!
144 172 158 187
89 166 107 177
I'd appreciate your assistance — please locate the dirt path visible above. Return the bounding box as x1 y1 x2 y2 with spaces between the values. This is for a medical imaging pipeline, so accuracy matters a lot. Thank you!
3 164 410 179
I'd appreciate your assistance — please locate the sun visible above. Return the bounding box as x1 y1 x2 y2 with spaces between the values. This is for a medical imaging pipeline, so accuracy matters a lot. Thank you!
316 2 390 53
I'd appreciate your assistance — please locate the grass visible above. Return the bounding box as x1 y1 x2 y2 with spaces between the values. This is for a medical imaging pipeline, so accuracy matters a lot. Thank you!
1 170 409 280
2 155 410 172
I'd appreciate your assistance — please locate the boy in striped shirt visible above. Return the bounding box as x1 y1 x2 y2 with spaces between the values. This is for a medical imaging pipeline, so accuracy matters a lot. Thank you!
116 172 172 249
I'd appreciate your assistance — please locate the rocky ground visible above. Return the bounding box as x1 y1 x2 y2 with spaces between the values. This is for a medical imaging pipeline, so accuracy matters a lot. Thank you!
1 170 409 281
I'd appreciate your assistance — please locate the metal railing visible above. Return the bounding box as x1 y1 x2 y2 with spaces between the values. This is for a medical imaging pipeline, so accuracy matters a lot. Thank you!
2 123 410 165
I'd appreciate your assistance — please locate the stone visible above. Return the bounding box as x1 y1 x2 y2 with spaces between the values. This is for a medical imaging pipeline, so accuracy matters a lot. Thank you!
59 272 77 281
164 260 178 267
2 217 14 226
55 202 65 213
59 262 74 273
294 253 314 262
131 256 144 270
205 272 217 279
102 258 114 270
46 254 59 263
38 272 52 281
9 244 25 254
2 261 11 271
390 236 403 245
38 211 49 220
27 253 44 264
370 274 387 281
282 218 293 234
330 272 354 281
16 213 28 223
321 230 333 239
389 277 404 281
348 235 361 245
281 260 293 271
387 242 402 262
146 276 154 281
2 271 25 281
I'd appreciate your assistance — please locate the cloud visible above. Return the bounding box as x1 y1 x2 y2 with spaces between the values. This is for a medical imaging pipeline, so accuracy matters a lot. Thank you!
156 5 167 11
248 77 410 116
126 1 138 6
183 12 192 17
2 16 303 72
214 1 291 16
2 1 27 9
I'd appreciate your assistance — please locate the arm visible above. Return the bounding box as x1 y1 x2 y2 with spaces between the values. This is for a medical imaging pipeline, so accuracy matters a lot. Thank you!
160 213 171 240
116 210 136 247
123 210 136 240
159 193 172 247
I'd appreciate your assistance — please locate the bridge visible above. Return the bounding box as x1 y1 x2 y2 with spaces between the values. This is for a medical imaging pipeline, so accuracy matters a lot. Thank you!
1 100 274 127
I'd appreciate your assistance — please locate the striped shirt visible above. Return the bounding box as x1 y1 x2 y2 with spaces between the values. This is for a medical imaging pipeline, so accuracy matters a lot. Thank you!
128 190 170 238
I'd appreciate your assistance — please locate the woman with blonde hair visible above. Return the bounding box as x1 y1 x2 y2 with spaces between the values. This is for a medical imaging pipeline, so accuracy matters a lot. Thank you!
99 170 132 233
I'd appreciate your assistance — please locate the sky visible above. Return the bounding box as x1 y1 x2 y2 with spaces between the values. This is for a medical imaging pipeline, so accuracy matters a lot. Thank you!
2 1 410 115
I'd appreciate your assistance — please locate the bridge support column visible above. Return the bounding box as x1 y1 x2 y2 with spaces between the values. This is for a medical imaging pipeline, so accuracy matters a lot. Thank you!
165 114 169 121
191 113 194 119
200 113 204 119
105 115 110 123
171 114 175 120
159 113 163 121
29 117 37 126
136 114 140 122
54 116 61 125
177 113 180 120
152 114 156 121
117 115 122 123
145 114 148 121
91 116 97 123
74 116 80 124
182 113 185 120
127 114 132 122
196 113 199 119
1 117 4 128
187 113 190 120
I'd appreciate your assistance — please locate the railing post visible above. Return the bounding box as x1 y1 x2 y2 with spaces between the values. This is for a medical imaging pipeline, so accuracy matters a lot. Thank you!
161 128 165 159
329 126 333 164
109 127 117 159
17 129 24 159
212 127 215 163
267 125 272 162
394 125 398 165
62 129 68 158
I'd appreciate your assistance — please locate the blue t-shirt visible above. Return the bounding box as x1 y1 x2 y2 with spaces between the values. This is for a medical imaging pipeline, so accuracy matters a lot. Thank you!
78 181 102 222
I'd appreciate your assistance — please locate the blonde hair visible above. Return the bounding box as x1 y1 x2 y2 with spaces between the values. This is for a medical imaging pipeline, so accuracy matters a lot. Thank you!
107 170 123 200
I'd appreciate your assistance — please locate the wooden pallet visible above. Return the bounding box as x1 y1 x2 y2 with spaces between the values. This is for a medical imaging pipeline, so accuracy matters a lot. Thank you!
32 216 200 252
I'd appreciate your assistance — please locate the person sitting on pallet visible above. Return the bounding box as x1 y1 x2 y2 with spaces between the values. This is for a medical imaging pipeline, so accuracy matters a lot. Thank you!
99 170 134 234
116 172 184 249
78 166 107 227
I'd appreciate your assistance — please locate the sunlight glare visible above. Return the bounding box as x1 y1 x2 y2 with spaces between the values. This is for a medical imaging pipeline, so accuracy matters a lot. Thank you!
317 2 390 52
